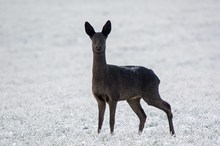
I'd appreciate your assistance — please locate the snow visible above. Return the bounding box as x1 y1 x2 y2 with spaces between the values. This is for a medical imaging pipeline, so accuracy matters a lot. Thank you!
0 0 220 145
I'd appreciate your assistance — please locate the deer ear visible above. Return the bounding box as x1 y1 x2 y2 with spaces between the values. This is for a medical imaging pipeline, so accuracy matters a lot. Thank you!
102 20 111 37
85 21 95 38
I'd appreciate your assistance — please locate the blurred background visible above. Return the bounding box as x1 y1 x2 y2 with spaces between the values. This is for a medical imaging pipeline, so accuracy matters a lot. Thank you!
0 0 219 145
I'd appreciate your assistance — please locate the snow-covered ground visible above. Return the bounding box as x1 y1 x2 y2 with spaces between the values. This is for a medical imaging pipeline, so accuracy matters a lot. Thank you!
0 0 220 145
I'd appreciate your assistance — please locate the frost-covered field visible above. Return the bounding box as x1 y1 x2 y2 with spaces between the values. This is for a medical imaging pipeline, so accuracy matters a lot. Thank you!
0 0 220 145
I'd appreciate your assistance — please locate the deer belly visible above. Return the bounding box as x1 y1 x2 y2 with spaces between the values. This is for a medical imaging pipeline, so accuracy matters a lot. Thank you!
118 87 142 101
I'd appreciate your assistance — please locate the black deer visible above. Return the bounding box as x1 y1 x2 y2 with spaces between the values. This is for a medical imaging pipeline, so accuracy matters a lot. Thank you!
85 20 175 135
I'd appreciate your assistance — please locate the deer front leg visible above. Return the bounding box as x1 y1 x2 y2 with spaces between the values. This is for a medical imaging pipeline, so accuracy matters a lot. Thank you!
95 96 106 133
109 100 117 134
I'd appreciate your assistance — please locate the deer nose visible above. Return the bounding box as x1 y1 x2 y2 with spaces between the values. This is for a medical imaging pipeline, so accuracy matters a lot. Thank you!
96 46 102 51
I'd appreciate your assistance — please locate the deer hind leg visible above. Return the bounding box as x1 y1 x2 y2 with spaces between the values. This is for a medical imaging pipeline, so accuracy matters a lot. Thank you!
162 100 175 136
95 95 106 133
127 98 147 133
143 92 175 135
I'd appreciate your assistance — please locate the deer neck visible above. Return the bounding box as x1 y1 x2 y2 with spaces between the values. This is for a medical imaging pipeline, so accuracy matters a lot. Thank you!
92 53 107 80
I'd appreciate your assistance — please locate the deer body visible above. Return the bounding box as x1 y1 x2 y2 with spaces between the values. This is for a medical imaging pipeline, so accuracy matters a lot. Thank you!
85 20 175 135
93 64 160 101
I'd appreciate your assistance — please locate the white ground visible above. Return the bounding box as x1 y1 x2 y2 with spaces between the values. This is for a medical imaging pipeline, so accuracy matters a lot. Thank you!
0 0 220 145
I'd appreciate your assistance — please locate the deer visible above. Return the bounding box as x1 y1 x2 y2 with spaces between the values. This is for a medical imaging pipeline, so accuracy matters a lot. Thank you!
84 20 175 136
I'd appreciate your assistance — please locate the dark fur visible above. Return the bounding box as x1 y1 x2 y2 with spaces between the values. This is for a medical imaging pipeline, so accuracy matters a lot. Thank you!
85 20 175 135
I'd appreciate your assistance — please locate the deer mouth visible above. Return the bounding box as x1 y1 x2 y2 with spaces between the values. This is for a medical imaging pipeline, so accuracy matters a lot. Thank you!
93 49 105 54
